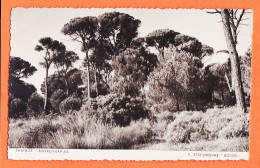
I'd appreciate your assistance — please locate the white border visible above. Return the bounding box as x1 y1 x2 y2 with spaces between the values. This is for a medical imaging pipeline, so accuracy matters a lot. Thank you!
8 148 249 160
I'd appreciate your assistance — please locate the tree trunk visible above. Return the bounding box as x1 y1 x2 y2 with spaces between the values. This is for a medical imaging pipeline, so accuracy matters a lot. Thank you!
220 84 226 106
44 67 49 114
185 92 190 111
158 48 165 61
224 72 232 92
65 77 69 96
175 96 180 111
86 51 91 98
95 69 99 96
220 9 246 113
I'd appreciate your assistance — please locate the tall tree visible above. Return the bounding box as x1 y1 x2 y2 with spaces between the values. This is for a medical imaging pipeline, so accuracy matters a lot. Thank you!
98 12 141 59
207 9 250 113
62 17 98 98
35 37 66 113
220 9 247 113
88 40 110 96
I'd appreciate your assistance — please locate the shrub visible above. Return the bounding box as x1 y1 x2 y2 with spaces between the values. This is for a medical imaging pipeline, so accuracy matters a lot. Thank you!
164 107 250 145
9 98 27 118
24 123 60 148
26 92 44 117
8 110 152 149
80 94 115 122
154 110 175 123
8 118 61 148
110 119 152 149
80 93 149 126
151 111 175 140
164 111 209 144
8 106 249 151
59 96 82 114
110 95 149 126
50 89 67 113
219 113 249 139
81 93 149 126
51 116 152 149
203 107 249 140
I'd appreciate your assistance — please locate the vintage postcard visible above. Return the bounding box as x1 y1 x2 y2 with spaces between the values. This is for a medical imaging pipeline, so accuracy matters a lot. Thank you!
7 8 253 160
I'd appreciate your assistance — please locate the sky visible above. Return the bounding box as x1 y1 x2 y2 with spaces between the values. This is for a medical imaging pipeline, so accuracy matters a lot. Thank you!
10 8 253 94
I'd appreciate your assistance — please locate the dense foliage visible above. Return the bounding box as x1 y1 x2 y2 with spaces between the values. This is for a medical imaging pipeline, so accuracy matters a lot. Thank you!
26 92 44 117
50 89 67 113
59 96 82 114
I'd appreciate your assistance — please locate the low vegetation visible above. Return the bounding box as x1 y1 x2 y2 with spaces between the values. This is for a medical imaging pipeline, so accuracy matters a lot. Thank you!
8 106 249 151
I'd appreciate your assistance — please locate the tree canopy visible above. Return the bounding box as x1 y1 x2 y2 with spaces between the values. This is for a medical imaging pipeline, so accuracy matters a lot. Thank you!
98 12 141 57
145 29 180 58
111 47 158 96
9 56 37 103
9 56 37 79
174 34 203 57
61 16 98 50
62 16 99 98
35 37 66 68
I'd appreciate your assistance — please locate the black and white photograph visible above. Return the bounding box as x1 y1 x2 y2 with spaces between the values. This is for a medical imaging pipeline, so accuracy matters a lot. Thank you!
8 8 253 160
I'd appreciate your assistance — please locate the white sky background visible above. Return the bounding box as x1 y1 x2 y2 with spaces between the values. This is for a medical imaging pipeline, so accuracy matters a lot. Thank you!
10 8 253 94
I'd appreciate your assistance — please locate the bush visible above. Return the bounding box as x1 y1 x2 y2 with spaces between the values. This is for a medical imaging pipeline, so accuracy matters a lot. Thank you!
59 96 82 114
9 98 27 118
50 89 67 113
81 94 149 126
110 95 149 126
8 111 152 149
219 113 249 139
8 106 249 151
164 107 250 145
203 107 249 140
80 94 115 122
151 111 175 139
26 92 44 117
50 118 152 149
164 111 207 144
8 117 61 148
24 123 60 148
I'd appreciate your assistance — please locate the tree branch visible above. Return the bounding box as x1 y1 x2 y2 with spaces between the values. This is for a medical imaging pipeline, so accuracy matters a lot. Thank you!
236 9 246 28
206 9 221 14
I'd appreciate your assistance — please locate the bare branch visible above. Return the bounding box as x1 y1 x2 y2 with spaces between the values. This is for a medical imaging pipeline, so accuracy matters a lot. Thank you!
240 18 251 21
237 30 241 36
236 9 246 28
70 36 82 43
239 23 250 26
234 9 238 16
206 11 220 14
